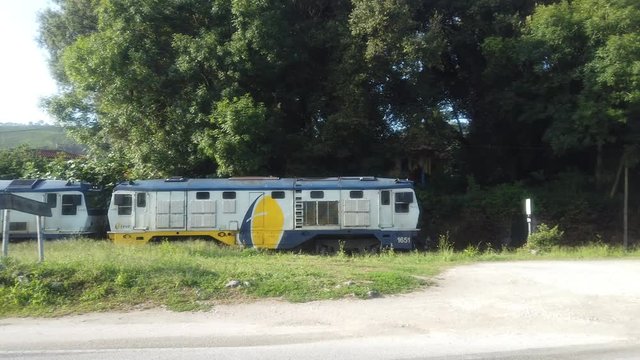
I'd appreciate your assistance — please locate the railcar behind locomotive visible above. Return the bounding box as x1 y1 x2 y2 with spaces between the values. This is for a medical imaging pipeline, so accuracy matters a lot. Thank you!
108 177 420 251
0 179 108 239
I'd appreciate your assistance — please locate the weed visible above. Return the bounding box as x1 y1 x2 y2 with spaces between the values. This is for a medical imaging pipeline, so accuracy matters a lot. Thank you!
462 244 480 257
526 223 564 252
380 245 396 257
337 240 346 258
438 232 454 260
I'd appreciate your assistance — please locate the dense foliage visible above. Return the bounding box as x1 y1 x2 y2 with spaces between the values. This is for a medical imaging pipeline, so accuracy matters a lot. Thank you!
26 0 640 245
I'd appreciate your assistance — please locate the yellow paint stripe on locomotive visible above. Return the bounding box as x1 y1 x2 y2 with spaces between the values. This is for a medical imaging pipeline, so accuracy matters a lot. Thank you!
108 230 237 246
250 195 285 249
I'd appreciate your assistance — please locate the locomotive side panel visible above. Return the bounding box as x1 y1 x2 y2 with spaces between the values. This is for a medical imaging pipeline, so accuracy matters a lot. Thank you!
235 190 296 249
109 189 239 245
340 189 378 229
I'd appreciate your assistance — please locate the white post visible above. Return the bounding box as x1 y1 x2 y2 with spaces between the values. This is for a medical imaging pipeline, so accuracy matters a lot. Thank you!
2 209 9 257
37 216 44 262
525 198 532 238
623 165 629 251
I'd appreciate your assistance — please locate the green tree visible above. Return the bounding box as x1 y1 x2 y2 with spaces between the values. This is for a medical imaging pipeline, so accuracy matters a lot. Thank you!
349 0 554 183
40 0 403 177
41 0 219 177
482 0 640 184
199 95 275 176
0 147 48 180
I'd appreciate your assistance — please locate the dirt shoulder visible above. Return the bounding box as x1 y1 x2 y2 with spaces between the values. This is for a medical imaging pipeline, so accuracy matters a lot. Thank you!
1 260 639 352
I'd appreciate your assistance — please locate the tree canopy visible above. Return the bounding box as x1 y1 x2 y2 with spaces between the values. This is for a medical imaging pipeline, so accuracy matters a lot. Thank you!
38 0 640 184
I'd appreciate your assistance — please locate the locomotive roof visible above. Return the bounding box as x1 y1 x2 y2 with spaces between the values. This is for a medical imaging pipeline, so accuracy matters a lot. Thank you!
0 179 94 193
114 177 415 192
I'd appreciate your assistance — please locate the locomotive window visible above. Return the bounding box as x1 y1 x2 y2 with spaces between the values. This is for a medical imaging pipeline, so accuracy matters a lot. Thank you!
62 194 82 215
394 191 413 213
136 193 146 207
349 190 363 199
395 192 414 203
310 191 324 199
9 222 27 231
47 193 57 208
115 194 132 215
196 192 210 200
381 191 390 205
271 191 285 199
222 191 236 199
114 194 128 206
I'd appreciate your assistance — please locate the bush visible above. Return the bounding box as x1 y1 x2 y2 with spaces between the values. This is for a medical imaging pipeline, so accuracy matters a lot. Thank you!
417 181 528 249
526 223 564 252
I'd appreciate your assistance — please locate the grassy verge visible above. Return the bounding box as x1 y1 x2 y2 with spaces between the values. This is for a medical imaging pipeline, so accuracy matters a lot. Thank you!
1 239 639 317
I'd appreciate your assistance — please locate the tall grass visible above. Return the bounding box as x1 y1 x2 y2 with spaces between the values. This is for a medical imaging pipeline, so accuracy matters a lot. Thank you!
1 239 638 317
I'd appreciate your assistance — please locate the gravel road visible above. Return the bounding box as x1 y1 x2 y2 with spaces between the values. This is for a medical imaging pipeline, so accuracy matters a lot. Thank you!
1 260 639 359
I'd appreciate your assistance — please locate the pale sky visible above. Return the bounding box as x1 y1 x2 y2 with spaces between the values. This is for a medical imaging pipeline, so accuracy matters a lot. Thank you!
0 0 57 124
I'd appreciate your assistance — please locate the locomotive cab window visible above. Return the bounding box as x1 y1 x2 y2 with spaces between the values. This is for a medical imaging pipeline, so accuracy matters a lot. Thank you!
349 190 363 199
47 193 57 208
394 192 413 213
271 191 285 199
136 193 146 207
196 192 210 200
62 194 82 215
222 191 236 199
114 194 132 215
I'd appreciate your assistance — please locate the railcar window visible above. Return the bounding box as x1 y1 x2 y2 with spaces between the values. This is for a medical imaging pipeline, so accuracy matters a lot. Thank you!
47 193 57 208
222 191 236 199
196 192 210 200
349 190 363 199
381 190 390 205
394 191 413 213
310 191 324 199
136 193 146 207
62 194 82 215
115 194 132 215
271 191 285 199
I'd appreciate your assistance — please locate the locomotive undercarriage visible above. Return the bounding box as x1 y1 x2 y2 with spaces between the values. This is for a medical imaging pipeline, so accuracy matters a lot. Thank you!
299 236 382 254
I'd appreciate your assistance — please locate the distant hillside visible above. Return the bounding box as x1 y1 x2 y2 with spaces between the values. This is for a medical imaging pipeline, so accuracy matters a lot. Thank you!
0 123 84 153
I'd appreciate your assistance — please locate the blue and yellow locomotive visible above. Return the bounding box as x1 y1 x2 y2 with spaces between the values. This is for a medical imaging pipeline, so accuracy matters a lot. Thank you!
107 177 420 251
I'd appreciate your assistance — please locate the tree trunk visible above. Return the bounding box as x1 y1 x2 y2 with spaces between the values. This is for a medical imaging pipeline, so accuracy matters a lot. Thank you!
595 141 603 188
609 152 625 198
